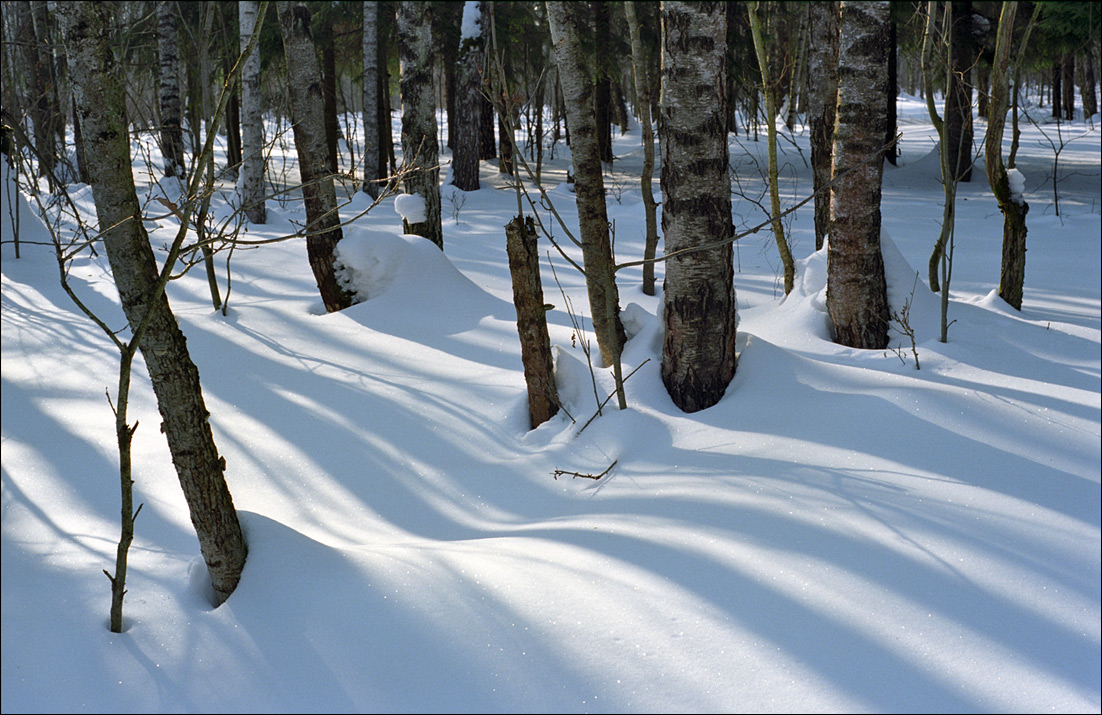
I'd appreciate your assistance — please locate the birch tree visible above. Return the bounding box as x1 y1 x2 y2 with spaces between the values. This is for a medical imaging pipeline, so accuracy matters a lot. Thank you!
397 0 444 248
277 1 354 312
624 0 659 296
658 0 736 413
807 1 840 251
361 1 381 198
827 0 890 350
156 0 186 179
56 0 248 607
546 0 627 410
239 0 266 224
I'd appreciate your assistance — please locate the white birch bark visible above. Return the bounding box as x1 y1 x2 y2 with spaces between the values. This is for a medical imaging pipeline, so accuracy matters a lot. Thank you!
658 0 736 413
277 0 353 312
156 0 186 178
546 0 626 380
239 0 266 224
362 1 381 198
56 0 247 605
397 0 443 248
807 1 840 251
827 0 890 349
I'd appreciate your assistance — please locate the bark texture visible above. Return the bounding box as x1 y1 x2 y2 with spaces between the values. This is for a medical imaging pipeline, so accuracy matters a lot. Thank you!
452 2 484 191
278 1 353 312
546 0 626 371
239 0 266 223
156 0 187 179
984 2 1028 311
945 0 974 182
624 1 659 296
362 1 381 198
56 0 247 606
808 1 840 251
28 0 60 182
397 0 444 249
659 1 736 413
827 0 890 350
506 215 559 429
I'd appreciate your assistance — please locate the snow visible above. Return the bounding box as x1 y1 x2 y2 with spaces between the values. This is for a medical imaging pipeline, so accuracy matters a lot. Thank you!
393 192 427 224
2 94 1100 713
1007 167 1026 202
460 1 481 42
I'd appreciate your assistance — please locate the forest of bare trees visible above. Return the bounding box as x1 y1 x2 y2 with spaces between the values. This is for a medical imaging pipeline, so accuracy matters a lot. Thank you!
1 0 1099 623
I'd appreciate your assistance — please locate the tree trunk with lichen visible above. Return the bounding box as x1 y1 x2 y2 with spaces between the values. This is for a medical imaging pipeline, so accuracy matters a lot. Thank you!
57 0 248 608
277 1 354 312
827 0 890 350
808 1 840 251
506 215 559 428
984 2 1028 311
397 0 444 248
659 1 737 413
546 1 627 398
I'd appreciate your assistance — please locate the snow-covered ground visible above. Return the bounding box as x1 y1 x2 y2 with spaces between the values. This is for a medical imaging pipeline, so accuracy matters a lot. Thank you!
2 95 1099 713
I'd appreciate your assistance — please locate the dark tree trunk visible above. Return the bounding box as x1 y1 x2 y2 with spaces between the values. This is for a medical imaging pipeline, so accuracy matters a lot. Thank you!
1080 53 1098 119
28 0 60 184
479 3 498 161
808 1 840 251
498 109 514 174
945 0 974 182
452 2 483 191
506 215 560 429
57 0 248 606
827 0 890 350
321 24 339 173
592 1 613 164
885 15 898 166
624 0 659 296
1062 52 1075 120
1051 62 1061 119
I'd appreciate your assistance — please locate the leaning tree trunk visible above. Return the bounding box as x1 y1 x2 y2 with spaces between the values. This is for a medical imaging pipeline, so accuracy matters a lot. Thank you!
827 0 890 350
156 0 187 179
624 0 660 296
807 1 840 251
397 0 443 249
239 0 266 223
277 1 354 312
56 0 247 606
452 1 485 191
546 0 627 408
361 1 381 198
658 0 737 414
985 2 1028 311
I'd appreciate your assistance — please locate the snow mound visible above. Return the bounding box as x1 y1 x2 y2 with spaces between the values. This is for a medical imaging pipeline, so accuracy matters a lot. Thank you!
394 193 427 223
334 227 508 335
